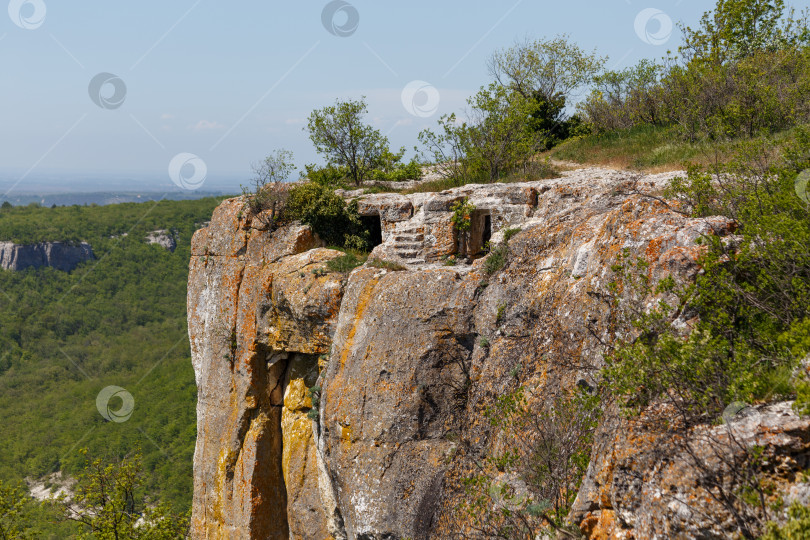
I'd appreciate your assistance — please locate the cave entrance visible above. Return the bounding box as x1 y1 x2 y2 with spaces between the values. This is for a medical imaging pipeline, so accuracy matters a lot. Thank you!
360 215 383 249
469 211 493 256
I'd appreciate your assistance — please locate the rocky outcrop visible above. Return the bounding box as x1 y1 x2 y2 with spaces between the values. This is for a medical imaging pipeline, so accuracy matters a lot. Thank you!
0 241 93 272
188 168 810 539
146 229 177 252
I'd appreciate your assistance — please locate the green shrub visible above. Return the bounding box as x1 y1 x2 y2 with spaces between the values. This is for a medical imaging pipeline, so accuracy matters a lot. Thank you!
604 129 810 421
483 243 508 275
762 503 810 540
301 163 350 187
285 182 370 250
326 252 366 273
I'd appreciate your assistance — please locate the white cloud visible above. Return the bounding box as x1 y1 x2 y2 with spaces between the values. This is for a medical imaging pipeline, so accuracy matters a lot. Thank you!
160 113 175 120
190 120 225 132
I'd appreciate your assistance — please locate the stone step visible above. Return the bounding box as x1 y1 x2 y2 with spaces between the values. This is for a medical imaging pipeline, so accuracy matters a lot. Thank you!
402 258 426 265
393 241 423 250
393 234 424 242
396 249 421 258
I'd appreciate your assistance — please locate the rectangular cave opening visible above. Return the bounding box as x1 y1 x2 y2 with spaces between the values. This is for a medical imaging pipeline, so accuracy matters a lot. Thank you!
482 214 492 248
360 215 383 249
469 211 493 256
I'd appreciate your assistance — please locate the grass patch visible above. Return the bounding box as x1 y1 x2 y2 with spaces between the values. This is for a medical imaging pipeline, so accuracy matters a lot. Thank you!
326 252 368 273
367 258 407 271
547 124 805 172
483 243 508 275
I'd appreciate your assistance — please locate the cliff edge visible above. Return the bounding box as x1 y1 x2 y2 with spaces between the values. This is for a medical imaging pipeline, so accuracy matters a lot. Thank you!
188 168 810 539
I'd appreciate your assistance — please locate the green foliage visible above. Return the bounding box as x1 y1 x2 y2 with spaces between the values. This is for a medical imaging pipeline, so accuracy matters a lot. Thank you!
580 59 667 133
242 149 294 220
326 252 366 273
300 163 350 187
306 97 390 186
53 450 189 539
0 479 29 539
455 386 600 538
502 227 522 242
0 197 221 519
488 34 605 149
369 147 422 182
679 0 808 66
579 1 810 141
478 336 490 349
483 243 508 275
604 130 810 421
450 198 476 259
761 503 810 539
464 84 540 181
285 182 369 250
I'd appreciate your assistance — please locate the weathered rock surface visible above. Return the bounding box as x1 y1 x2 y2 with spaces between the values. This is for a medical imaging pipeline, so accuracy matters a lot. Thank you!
0 241 94 272
188 168 810 539
146 229 177 252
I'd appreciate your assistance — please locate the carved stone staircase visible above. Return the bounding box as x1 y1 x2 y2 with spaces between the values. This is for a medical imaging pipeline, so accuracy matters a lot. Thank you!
390 228 425 265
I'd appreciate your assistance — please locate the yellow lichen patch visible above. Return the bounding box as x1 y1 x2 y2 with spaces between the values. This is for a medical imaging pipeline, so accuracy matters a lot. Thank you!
281 409 313 491
284 378 312 411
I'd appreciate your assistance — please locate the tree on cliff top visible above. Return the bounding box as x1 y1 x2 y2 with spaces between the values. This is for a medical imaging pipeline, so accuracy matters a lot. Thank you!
305 97 389 186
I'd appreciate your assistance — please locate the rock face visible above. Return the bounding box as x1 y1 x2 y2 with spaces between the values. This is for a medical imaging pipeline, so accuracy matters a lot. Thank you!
146 229 177 252
188 168 810 539
0 241 94 271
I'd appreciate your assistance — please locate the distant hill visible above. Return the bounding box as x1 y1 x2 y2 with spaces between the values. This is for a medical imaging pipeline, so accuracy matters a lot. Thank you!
0 190 233 208
0 196 227 520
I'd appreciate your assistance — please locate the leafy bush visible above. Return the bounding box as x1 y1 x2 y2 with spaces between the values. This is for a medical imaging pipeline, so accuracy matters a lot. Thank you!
483 243 508 275
604 128 810 421
52 449 189 539
242 149 294 223
579 1 810 141
301 163 350 187
454 386 600 538
369 147 423 182
285 182 370 250
762 503 810 539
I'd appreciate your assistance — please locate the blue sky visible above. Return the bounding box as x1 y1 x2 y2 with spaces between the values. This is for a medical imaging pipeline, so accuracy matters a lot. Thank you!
1 0 806 193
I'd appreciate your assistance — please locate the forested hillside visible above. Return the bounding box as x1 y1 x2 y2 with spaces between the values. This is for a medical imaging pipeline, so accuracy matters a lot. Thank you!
0 198 226 535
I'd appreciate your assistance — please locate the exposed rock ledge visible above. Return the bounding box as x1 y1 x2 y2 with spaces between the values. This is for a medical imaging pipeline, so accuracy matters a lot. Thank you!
188 167 810 539
0 241 94 272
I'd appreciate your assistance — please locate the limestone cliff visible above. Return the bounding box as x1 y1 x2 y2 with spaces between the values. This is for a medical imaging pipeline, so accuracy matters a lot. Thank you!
188 168 810 539
0 241 93 272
